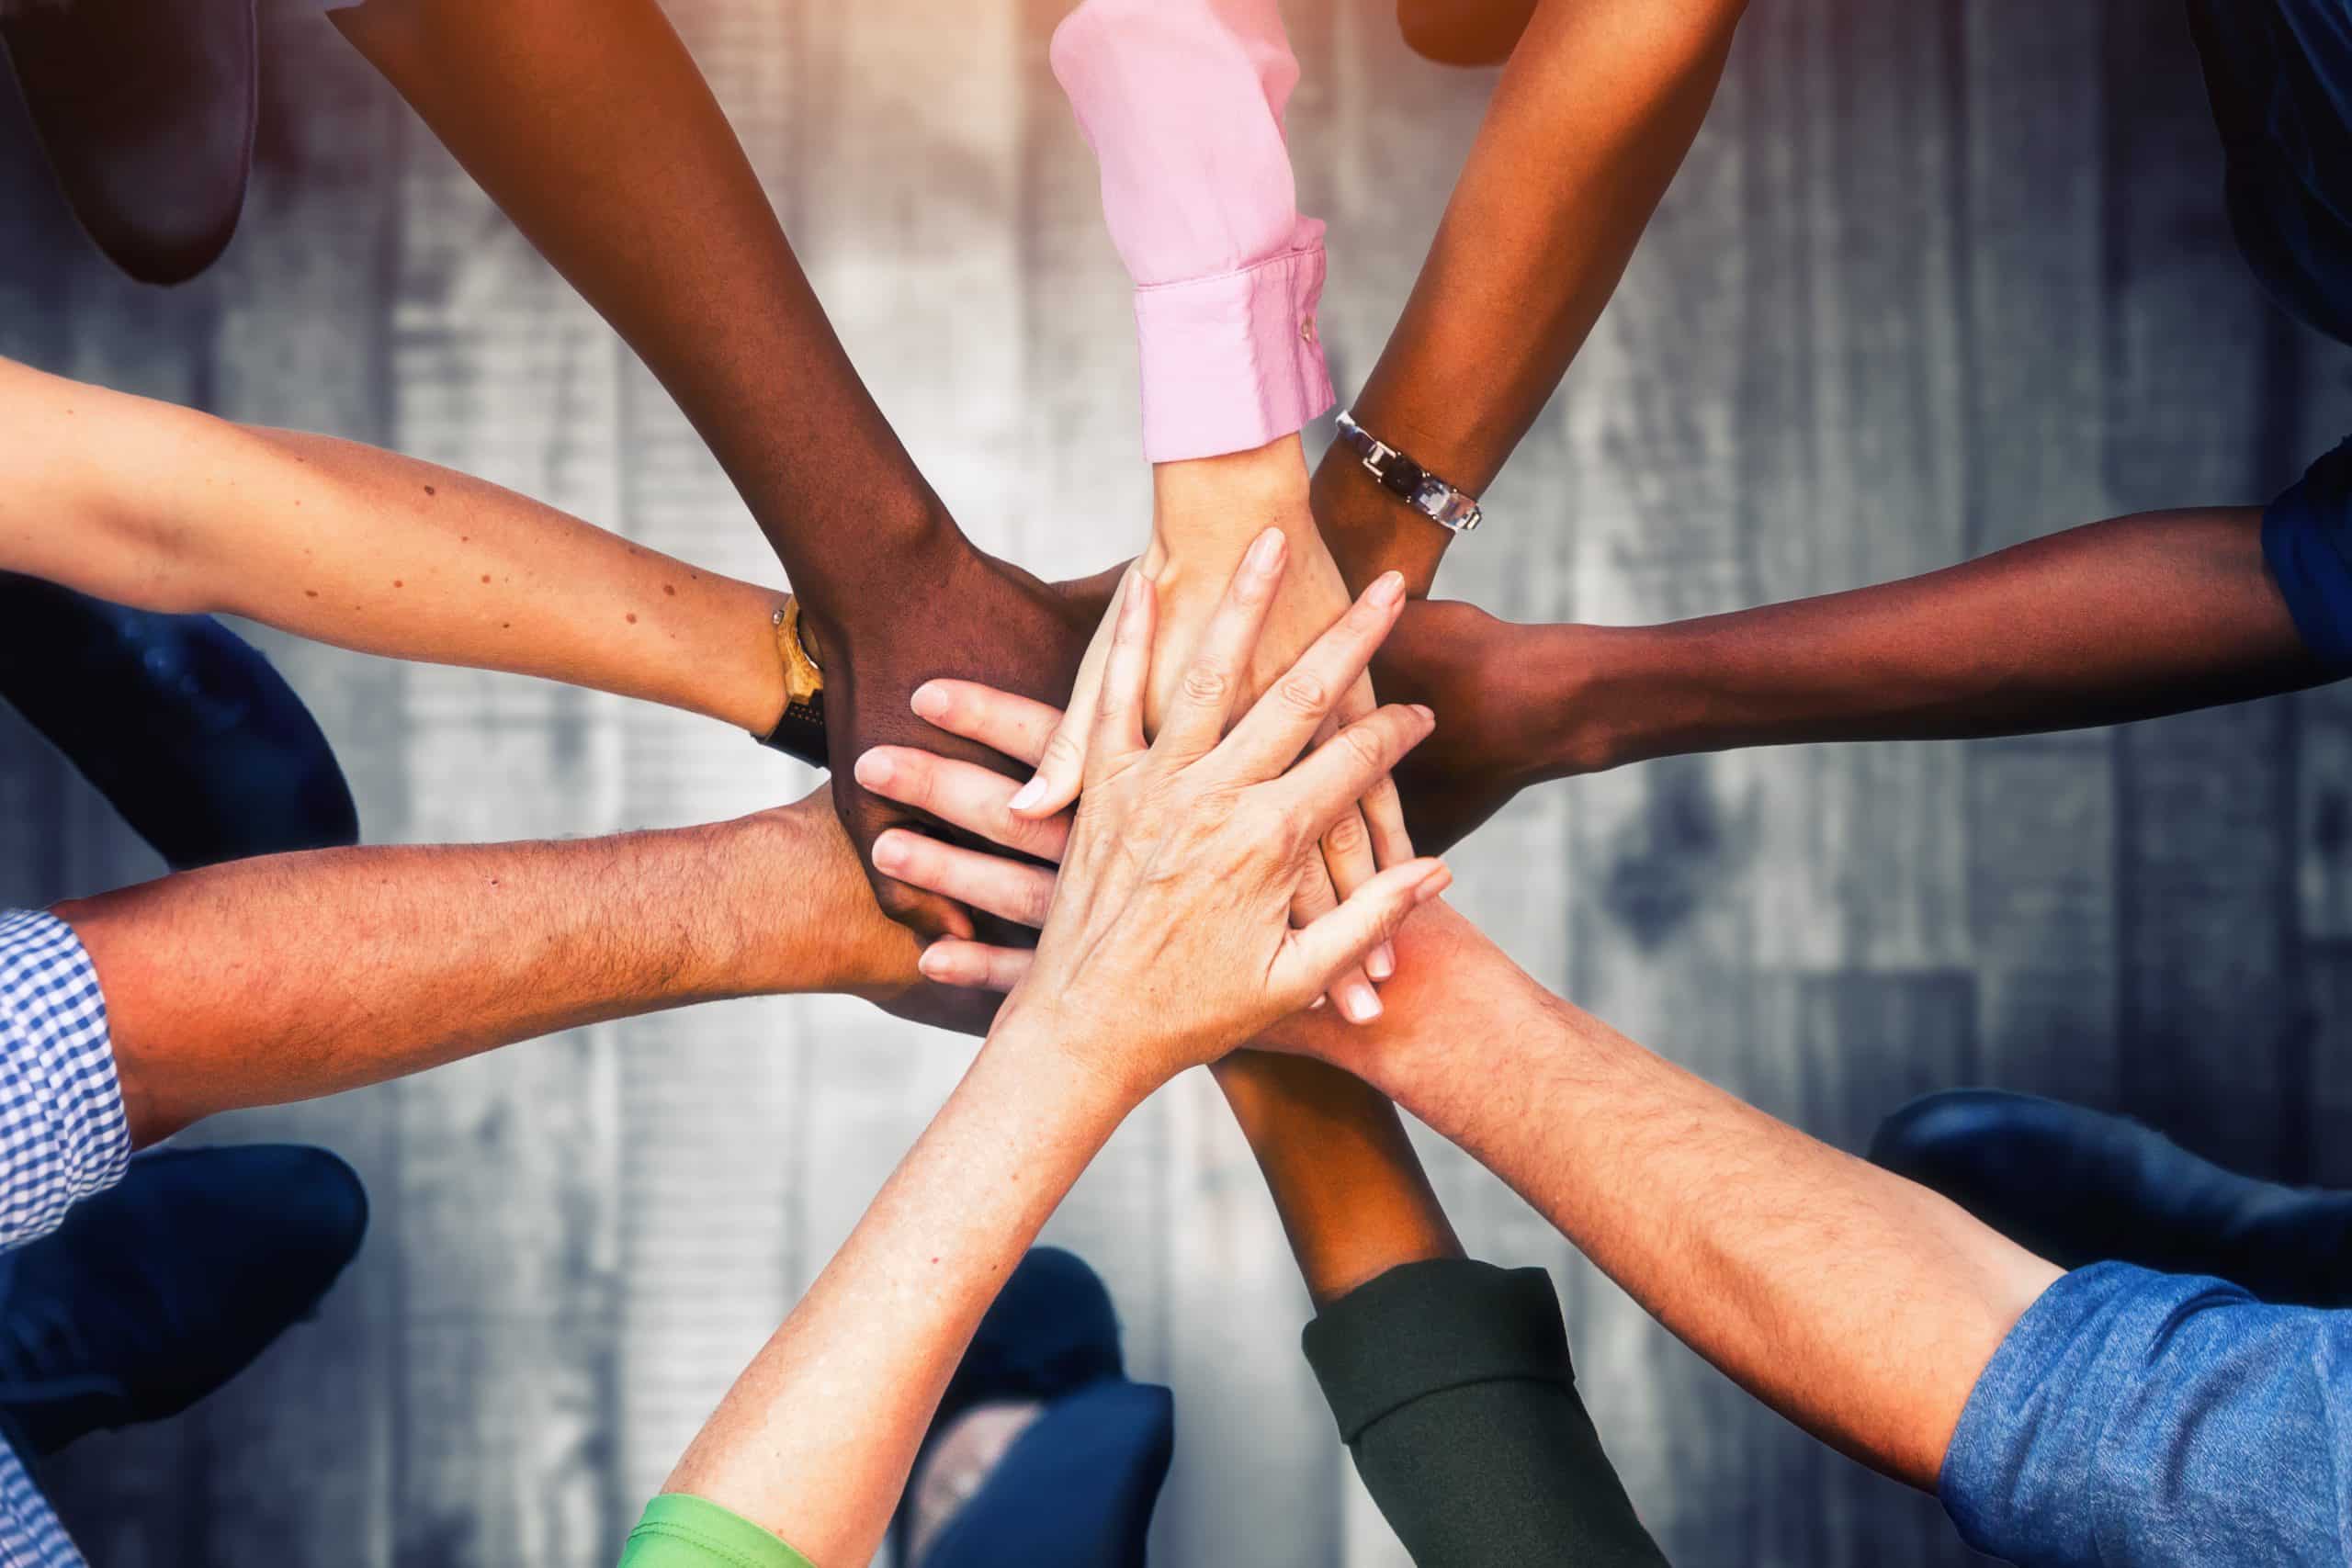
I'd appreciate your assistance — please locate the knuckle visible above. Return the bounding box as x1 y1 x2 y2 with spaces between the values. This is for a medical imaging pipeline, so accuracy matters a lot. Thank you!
1276 671 1330 714
1040 729 1085 774
1178 658 1232 706
1340 724 1388 769
1322 811 1369 859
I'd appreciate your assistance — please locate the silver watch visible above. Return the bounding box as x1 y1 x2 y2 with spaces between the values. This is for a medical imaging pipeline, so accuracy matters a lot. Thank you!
1333 410 1483 534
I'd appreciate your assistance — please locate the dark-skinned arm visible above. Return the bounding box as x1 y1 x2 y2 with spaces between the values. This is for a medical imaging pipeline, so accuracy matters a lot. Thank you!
1496 507 2327 780
1317 0 1750 593
330 0 1101 942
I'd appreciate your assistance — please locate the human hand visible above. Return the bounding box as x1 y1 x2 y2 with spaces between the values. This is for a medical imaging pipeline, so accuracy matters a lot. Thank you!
1012 455 1415 1020
876 530 1452 1089
797 526 1103 945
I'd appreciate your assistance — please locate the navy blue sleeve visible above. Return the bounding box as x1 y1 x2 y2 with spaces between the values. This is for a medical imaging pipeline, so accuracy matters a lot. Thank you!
2263 436 2352 672
1939 1260 2352 1567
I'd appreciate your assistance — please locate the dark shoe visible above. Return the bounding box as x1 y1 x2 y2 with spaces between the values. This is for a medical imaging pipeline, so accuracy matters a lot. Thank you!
0 1145 368 1455
0 573 358 869
1871 1089 2352 1306
0 0 257 284
902 1247 1171 1568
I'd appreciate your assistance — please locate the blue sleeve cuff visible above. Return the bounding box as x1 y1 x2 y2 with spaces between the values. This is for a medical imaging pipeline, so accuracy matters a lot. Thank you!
1941 1259 2352 1567
2263 435 2352 672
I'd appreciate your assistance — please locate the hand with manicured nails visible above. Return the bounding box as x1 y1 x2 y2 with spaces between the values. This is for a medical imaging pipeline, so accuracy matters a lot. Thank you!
865 529 1451 1081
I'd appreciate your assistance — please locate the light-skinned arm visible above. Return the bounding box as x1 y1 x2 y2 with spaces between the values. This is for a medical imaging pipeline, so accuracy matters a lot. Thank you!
655 538 1447 1566
835 680 2061 1488
58 788 944 1149
0 355 790 736
1287 904 2060 1487
329 0 1106 942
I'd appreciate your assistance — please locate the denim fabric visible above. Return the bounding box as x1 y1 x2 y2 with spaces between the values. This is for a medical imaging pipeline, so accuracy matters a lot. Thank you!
2264 436 2352 672
1941 1261 2352 1566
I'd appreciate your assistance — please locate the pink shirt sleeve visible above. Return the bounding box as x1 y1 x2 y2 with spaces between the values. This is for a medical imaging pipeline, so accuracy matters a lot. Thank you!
1050 0 1336 464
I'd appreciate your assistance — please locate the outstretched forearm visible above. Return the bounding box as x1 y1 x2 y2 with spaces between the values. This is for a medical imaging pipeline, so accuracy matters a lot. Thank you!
58 793 910 1147
1292 904 2060 1487
1317 0 1746 592
332 0 955 622
1533 506 2323 778
2 358 789 734
1212 1053 1461 1307
662 1019 1127 1568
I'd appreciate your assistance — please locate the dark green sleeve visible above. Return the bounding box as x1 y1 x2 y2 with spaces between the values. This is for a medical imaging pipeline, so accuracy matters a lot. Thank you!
1303 1258 1669 1567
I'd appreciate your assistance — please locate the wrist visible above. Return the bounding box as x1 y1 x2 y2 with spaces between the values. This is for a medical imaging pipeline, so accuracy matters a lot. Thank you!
786 498 961 647
984 999 1166 1115
713 800 911 998
1308 445 1451 598
1148 434 1316 563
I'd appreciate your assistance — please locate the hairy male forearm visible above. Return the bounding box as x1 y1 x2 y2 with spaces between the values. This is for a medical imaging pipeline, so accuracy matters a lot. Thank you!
58 796 876 1146
1307 908 2057 1487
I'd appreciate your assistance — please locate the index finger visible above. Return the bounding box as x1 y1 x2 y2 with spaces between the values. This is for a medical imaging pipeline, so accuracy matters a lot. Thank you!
1212 570 1407 785
911 680 1066 771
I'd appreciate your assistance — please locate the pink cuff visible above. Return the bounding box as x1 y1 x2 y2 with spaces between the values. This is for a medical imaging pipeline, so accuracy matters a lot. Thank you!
1133 241 1335 464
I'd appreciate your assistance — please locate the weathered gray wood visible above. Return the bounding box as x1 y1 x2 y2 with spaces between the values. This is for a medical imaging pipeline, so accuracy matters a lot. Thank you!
1954 1 2122 1104
1560 9 1759 1553
1743 973 1981 1567
153 12 412 1565
2104 1 2302 1177
377 63 631 1565
1742 0 1968 978
6 1 2350 1563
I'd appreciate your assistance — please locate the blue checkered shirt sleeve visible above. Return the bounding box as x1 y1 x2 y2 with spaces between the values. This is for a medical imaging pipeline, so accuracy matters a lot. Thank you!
0 911 130 1252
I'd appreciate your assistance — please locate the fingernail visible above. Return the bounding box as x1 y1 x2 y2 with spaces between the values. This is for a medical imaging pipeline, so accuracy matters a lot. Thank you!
1414 863 1453 904
911 683 949 722
1411 704 1435 725
872 832 908 872
1007 777 1046 813
1247 526 1286 574
1309 995 1329 1011
1369 571 1406 607
917 944 948 979
854 750 894 788
1366 942 1396 981
1340 982 1384 1023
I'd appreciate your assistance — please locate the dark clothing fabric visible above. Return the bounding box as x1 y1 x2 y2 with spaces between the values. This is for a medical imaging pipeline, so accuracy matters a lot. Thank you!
916 1380 1173 1568
0 574 357 870
2188 0 2352 348
899 1247 1170 1568
1304 1258 1668 1568
2264 436 2352 671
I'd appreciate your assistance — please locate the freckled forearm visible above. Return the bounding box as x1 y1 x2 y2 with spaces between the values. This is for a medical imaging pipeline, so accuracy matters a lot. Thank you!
6 356 789 734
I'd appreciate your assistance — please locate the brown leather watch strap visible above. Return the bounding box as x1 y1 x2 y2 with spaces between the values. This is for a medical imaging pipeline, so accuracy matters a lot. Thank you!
753 595 828 766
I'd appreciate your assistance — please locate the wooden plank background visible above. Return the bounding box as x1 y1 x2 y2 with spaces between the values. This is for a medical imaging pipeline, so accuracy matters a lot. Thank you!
5 0 2350 1562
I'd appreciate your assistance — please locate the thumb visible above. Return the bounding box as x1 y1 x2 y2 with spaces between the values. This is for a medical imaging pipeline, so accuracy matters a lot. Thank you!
1276 859 1452 1003
1009 575 1123 818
